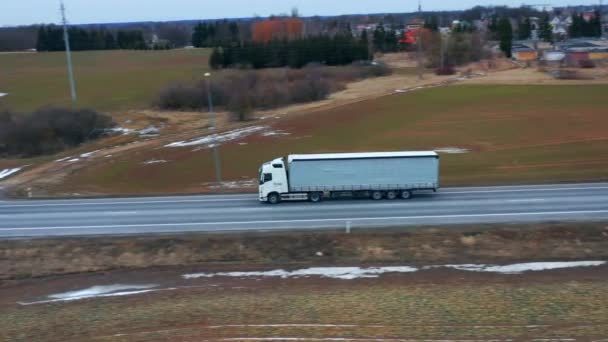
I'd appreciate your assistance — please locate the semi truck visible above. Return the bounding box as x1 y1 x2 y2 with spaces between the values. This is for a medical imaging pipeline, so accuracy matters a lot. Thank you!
258 151 439 204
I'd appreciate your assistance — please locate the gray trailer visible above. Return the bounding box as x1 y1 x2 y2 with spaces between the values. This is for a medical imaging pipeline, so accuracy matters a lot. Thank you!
259 151 439 204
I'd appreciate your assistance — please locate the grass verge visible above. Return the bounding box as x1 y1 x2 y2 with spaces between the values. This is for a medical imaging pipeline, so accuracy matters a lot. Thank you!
2 222 608 280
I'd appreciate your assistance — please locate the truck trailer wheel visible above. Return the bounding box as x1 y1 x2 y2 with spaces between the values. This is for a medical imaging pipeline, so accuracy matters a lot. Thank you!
267 193 280 205
400 190 412 200
386 191 398 200
309 192 323 203
371 191 383 200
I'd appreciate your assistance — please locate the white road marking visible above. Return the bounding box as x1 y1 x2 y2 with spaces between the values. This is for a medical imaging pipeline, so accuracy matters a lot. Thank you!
103 211 138 216
445 186 608 194
2 209 608 232
506 199 546 203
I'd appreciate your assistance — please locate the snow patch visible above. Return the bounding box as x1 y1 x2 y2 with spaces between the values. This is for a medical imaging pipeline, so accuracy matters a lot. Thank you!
80 149 102 158
208 324 364 329
184 261 606 280
106 127 135 135
0 167 23 180
262 130 291 137
67 158 80 162
183 266 418 280
436 261 606 274
143 159 168 165
207 179 257 189
434 147 470 154
0 92 7 97
166 126 266 148
19 284 160 305
139 125 161 136
55 157 72 162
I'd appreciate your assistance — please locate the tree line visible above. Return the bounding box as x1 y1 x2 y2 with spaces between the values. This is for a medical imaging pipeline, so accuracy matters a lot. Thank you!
370 25 400 53
36 25 150 52
209 35 370 69
192 21 241 48
569 11 603 38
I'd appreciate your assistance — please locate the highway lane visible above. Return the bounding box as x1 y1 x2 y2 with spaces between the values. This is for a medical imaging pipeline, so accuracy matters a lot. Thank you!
1 183 608 238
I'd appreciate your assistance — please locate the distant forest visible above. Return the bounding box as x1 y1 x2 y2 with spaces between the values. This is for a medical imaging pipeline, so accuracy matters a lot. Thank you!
0 4 604 52
35 26 149 51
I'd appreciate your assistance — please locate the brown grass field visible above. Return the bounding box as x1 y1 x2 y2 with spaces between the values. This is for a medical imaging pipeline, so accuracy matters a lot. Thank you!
40 83 608 196
3 271 608 341
1 223 608 341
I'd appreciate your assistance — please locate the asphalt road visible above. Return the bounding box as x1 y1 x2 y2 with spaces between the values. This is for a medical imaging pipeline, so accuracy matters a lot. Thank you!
1 183 608 238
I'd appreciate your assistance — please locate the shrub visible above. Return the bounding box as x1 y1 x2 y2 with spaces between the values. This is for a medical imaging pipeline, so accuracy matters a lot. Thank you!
0 108 115 158
436 64 456 75
155 63 392 120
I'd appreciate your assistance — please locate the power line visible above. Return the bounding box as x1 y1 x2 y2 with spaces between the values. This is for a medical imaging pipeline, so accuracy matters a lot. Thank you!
60 1 77 105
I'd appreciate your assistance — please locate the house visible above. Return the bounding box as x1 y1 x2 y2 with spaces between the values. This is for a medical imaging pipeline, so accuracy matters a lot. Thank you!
399 29 420 45
406 18 424 31
550 16 572 39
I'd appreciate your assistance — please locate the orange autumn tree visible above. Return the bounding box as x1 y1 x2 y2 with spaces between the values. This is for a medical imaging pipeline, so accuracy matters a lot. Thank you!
252 17 304 43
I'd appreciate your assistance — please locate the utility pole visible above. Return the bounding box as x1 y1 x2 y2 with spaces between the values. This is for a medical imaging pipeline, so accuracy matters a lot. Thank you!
417 0 424 80
60 1 77 104
601 0 606 37
204 73 222 184
439 16 445 72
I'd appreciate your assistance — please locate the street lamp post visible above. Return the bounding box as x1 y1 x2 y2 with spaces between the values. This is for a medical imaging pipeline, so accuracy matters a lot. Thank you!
204 72 222 184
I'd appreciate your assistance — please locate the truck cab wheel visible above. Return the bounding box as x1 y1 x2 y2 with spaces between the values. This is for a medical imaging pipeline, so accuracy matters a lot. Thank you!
400 190 412 200
309 192 323 203
267 193 280 204
386 191 398 200
371 191 383 200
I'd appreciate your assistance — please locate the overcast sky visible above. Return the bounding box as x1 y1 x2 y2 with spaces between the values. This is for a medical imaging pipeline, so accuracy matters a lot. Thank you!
1 0 602 26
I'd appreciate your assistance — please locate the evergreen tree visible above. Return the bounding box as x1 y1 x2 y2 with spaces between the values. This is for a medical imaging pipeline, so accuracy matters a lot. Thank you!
538 12 553 42
104 32 116 49
373 25 386 52
518 17 532 40
488 14 500 39
192 23 204 47
424 16 439 31
360 29 370 60
36 26 48 51
592 10 602 37
569 13 582 38
582 13 593 37
229 22 240 43
209 47 223 69
497 17 513 58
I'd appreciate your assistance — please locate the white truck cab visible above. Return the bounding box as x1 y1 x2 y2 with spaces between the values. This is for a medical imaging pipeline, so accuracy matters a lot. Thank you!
259 158 289 204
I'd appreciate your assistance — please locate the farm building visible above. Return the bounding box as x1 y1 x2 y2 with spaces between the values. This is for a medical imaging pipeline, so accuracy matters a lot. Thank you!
543 50 566 62
511 44 538 61
589 49 608 60
565 51 591 66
